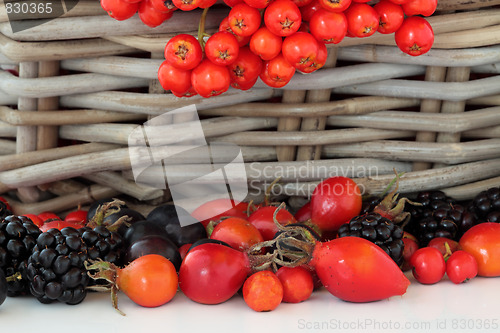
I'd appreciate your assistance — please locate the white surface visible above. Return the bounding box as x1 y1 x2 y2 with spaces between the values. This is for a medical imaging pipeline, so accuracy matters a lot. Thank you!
2 273 499 333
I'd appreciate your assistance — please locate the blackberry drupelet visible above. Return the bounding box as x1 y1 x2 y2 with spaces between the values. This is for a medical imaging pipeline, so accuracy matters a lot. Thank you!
338 212 405 266
470 187 500 223
360 196 381 215
405 190 475 245
0 215 41 296
27 225 125 305
405 190 454 225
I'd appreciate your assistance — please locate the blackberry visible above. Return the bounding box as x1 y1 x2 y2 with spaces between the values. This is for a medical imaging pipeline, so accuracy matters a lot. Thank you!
0 215 41 296
361 196 381 215
338 213 405 266
26 225 125 305
470 187 500 223
405 191 475 245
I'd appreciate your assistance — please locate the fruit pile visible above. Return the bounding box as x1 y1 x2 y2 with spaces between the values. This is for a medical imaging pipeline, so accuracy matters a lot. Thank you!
1 179 499 313
100 0 437 98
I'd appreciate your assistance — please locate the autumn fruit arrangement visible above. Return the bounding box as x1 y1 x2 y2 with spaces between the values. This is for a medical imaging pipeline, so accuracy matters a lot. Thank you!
100 0 437 98
1 177 500 313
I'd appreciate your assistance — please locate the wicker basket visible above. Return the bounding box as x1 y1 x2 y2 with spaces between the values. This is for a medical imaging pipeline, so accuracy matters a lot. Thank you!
1 0 500 216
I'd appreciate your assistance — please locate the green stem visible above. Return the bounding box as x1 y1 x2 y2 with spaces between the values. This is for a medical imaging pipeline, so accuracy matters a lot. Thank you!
198 7 210 51
380 169 405 199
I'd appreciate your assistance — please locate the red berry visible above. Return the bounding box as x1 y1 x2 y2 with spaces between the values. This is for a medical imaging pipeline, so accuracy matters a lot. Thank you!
276 266 314 303
243 271 283 312
410 247 446 284
446 250 478 284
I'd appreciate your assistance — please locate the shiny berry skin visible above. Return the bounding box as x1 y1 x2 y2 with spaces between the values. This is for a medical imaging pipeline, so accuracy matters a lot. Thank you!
471 187 500 223
309 9 347 44
264 0 302 37
228 46 263 90
138 0 173 27
210 217 264 252
179 243 251 304
164 34 203 70
317 0 351 13
191 59 231 98
158 60 192 95
446 250 478 284
410 247 445 284
345 3 379 38
228 3 262 37
276 266 314 303
310 176 362 233
459 222 500 277
259 53 295 88
116 254 178 307
402 0 437 17
249 27 282 61
248 206 297 241
374 0 404 34
0 215 41 296
395 16 434 56
204 31 240 66
101 0 139 20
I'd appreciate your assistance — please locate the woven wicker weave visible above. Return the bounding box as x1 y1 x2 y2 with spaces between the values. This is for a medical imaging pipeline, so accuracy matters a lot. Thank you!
1 0 500 215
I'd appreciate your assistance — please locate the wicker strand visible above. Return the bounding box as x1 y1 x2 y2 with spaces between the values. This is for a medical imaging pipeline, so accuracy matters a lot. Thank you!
199 96 420 118
82 171 164 201
275 90 306 162
16 62 40 203
271 159 500 199
59 45 500 78
9 184 121 215
59 89 277 115
333 76 500 102
436 0 500 11
61 117 279 145
412 66 447 171
0 70 149 99
322 139 500 165
442 176 500 201
0 142 120 172
0 106 147 125
0 138 15 154
0 34 137 63
327 107 500 133
434 67 471 169
296 47 338 162
36 60 60 150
